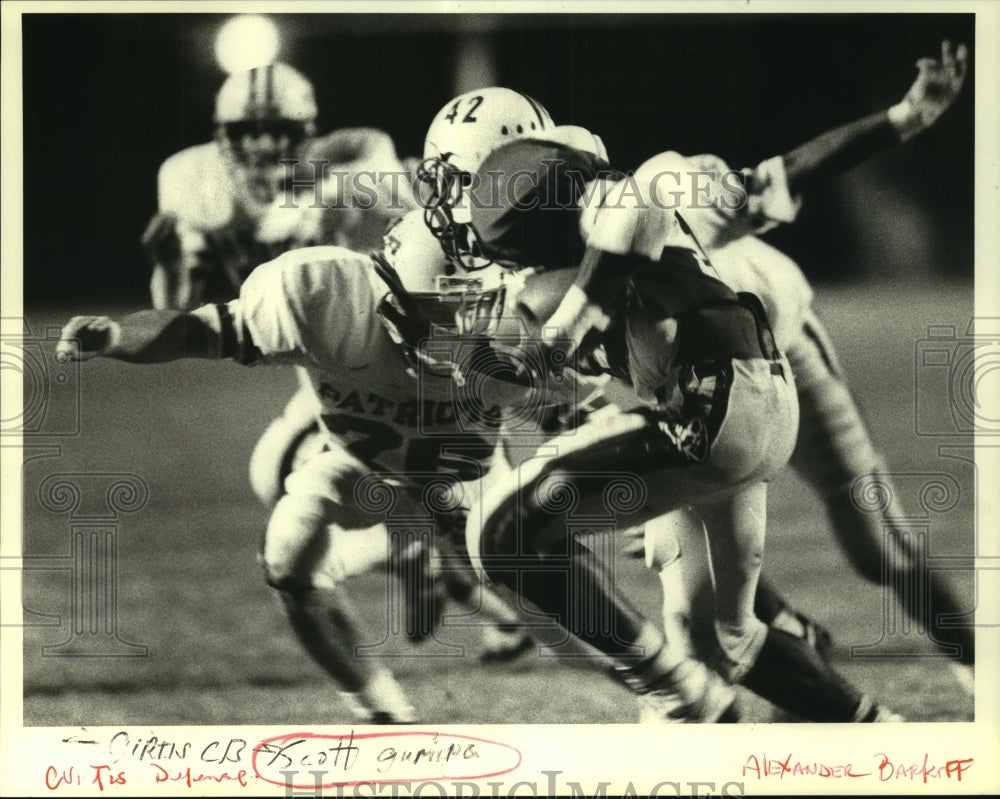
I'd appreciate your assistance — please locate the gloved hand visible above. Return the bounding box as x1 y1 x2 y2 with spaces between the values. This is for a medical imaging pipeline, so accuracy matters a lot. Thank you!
55 316 120 362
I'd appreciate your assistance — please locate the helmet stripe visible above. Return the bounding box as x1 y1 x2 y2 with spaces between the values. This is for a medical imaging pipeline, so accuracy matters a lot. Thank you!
519 93 550 129
263 63 275 113
247 67 259 117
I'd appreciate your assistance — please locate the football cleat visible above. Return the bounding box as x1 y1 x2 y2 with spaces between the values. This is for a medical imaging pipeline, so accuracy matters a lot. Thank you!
854 694 906 723
345 668 419 724
797 612 834 661
339 693 418 725
633 660 739 724
478 628 535 664
770 608 835 661
870 705 906 723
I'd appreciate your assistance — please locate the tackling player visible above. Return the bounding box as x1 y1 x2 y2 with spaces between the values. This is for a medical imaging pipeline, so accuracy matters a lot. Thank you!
55 230 567 722
139 64 537 705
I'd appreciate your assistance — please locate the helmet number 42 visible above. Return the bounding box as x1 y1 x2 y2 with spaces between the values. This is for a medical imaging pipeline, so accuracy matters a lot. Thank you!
444 96 484 125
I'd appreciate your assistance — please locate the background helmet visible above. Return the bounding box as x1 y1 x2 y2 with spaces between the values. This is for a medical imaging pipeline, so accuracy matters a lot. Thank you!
214 61 317 204
214 61 317 127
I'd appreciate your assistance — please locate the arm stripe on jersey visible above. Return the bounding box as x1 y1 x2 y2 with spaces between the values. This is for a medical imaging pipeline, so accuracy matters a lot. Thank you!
215 302 261 364
519 93 549 129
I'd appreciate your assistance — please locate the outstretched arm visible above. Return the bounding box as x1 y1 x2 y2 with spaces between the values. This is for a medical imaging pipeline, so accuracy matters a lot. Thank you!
56 310 219 363
781 40 968 194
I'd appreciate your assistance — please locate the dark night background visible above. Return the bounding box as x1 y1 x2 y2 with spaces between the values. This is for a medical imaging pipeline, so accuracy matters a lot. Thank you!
21 12 975 306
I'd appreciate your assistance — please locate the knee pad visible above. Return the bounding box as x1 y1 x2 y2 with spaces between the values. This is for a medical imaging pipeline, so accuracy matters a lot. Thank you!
262 493 338 591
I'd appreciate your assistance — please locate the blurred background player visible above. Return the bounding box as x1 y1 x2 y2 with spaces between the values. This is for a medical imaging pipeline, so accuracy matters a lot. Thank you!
142 58 419 311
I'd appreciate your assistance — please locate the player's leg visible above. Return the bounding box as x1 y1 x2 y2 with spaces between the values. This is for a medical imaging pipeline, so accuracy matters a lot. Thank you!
753 574 833 656
261 448 418 723
471 409 746 723
696 487 897 721
439 468 536 662
643 511 697 661
470 355 798 722
435 567 535 663
788 309 974 676
644 509 834 662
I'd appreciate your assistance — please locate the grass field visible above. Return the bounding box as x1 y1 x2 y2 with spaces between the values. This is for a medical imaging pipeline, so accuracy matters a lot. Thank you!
17 281 978 726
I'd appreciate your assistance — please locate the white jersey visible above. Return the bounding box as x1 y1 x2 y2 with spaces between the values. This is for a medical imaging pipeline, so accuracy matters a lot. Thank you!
198 245 514 480
657 151 814 352
580 150 812 352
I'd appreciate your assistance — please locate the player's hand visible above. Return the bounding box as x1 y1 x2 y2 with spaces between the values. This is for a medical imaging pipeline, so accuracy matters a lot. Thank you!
140 212 182 264
891 40 968 139
257 198 322 246
538 286 610 377
55 316 120 362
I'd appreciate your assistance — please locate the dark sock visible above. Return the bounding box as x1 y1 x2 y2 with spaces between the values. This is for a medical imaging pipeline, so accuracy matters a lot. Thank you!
740 628 864 722
511 539 652 661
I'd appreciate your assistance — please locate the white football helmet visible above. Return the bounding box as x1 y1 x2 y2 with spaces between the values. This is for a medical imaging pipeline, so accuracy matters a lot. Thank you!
214 62 318 205
214 61 317 125
382 209 509 292
417 88 555 270
374 209 523 384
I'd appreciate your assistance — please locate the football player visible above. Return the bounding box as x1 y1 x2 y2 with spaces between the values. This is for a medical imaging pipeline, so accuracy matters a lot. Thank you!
55 224 572 722
447 40 972 712
639 39 974 694
143 60 418 311
142 64 537 693
433 129 912 723
61 91 592 723
412 87 913 722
